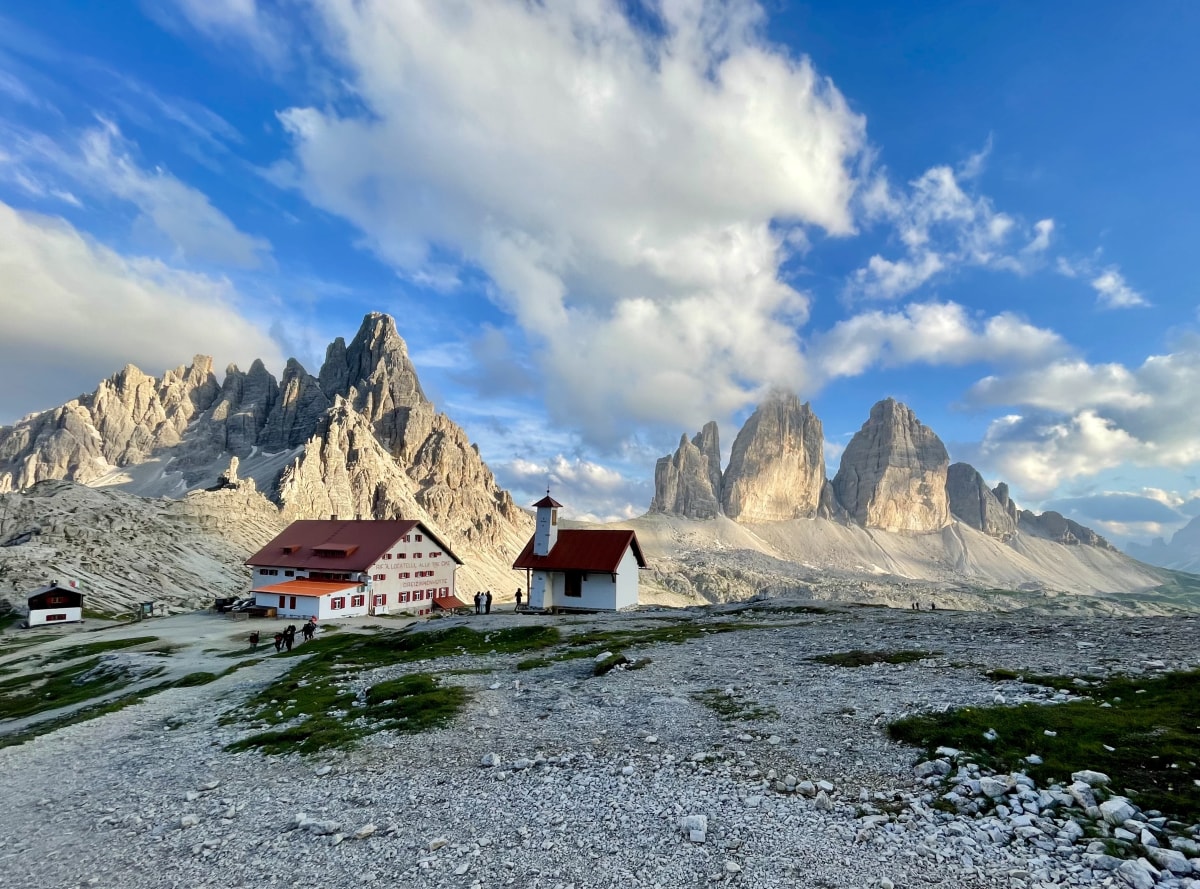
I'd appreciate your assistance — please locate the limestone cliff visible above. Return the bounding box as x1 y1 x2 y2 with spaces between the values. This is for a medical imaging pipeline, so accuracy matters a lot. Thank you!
721 393 825 523
946 463 1018 541
831 399 950 533
650 430 722 520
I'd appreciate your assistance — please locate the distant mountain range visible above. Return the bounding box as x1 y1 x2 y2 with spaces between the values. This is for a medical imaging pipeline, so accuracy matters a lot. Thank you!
0 313 531 604
1127 515 1200 574
0 314 1195 615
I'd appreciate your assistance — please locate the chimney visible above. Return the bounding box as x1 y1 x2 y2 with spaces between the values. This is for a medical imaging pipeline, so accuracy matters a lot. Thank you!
355 513 362 521
330 514 338 521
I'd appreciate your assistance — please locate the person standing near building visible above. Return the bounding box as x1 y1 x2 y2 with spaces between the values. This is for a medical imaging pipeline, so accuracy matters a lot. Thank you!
514 588 523 611
474 591 482 615
485 590 493 615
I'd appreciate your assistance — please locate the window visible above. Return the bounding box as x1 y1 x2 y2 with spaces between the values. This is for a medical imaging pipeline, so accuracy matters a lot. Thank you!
415 534 423 542
46 613 67 622
397 553 407 559
413 552 422 559
373 573 386 581
551 508 558 526
429 551 442 558
331 597 345 610
398 572 410 579
284 570 294 577
402 535 411 543
439 587 448 595
426 589 435 599
47 595 67 605
261 568 279 576
384 553 392 560
351 595 365 608
373 594 387 606
278 595 285 607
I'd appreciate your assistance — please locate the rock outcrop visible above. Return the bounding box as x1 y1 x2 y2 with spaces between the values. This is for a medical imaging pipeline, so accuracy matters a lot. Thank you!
991 482 1019 525
831 399 950 533
650 430 722 520
722 393 826 523
1019 510 1115 550
946 463 1018 541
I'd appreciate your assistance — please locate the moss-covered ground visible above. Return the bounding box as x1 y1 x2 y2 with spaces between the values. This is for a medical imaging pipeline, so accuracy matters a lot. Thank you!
889 669 1200 822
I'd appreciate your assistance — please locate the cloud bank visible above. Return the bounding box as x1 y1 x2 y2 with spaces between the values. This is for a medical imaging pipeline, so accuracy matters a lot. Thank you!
0 201 283 422
266 0 867 442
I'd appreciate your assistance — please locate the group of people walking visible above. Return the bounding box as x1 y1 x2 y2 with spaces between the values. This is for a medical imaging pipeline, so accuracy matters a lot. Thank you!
248 616 318 652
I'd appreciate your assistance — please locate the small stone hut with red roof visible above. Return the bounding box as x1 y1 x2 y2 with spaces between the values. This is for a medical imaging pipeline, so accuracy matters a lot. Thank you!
512 495 646 612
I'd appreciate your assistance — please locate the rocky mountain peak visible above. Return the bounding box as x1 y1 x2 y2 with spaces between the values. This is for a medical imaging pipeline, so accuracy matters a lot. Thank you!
721 392 825 523
319 312 431 456
831 398 950 533
650 430 722 520
946 462 1017 541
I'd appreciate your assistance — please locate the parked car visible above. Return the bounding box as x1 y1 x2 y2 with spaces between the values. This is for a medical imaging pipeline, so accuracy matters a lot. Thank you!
231 597 257 612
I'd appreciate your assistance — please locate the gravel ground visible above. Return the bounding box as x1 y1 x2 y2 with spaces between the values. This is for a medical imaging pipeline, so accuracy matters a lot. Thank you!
2 602 1199 889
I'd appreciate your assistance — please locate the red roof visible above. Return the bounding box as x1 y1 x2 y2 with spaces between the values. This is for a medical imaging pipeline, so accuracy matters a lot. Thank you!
512 529 647 573
245 519 463 571
252 579 360 597
533 494 563 508
433 595 468 611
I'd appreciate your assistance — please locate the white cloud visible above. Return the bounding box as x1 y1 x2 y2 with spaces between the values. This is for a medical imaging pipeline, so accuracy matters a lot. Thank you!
501 454 648 523
852 163 1052 300
0 200 283 422
159 0 286 65
78 120 270 267
0 119 270 267
809 301 1067 381
970 337 1200 495
261 0 866 444
1090 268 1148 309
1056 256 1147 309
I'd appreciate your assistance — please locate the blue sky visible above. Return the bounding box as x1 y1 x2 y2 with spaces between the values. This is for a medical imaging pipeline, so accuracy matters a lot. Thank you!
1 1 1198 547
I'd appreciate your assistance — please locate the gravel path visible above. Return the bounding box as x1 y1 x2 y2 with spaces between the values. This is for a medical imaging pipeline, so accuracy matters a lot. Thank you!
1 603 1198 889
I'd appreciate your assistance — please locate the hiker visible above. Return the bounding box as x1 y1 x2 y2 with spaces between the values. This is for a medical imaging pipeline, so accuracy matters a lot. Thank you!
514 588 523 611
301 620 316 642
929 602 936 612
485 590 493 615
474 591 482 615
284 625 296 652
273 631 284 652
249 631 260 650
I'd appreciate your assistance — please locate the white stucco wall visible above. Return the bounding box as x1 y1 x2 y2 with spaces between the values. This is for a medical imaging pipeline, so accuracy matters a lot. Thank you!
28 607 83 626
530 545 641 612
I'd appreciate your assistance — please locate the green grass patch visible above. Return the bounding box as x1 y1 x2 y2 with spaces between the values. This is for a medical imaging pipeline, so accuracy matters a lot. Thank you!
0 657 152 721
811 649 941 668
693 688 779 722
517 621 760 671
174 671 219 688
888 669 1200 822
40 636 159 665
0 683 172 749
221 625 548 754
0 612 21 632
